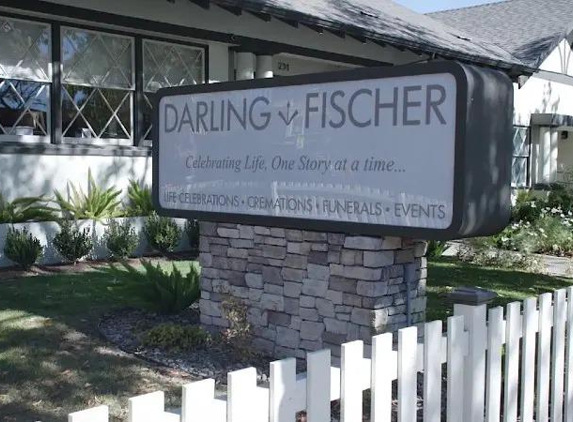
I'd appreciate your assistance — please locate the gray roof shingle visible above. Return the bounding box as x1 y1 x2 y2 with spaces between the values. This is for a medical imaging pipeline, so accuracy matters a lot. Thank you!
205 0 533 73
429 0 573 69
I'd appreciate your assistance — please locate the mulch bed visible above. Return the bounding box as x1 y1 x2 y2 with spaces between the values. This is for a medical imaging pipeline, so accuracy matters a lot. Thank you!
0 252 196 281
98 307 276 385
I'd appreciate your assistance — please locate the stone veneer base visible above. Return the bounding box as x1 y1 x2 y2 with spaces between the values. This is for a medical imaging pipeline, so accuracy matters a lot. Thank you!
198 222 427 359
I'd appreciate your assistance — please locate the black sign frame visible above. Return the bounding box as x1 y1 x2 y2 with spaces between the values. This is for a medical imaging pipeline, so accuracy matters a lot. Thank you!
152 61 512 240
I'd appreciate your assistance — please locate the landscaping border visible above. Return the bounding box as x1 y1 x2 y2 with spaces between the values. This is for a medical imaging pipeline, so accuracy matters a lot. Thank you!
0 217 191 267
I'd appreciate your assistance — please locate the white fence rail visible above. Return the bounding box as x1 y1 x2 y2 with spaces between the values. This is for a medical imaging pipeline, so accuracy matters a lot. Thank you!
69 287 573 422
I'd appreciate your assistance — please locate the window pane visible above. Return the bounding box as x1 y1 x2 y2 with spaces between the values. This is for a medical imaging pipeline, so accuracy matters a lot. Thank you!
0 17 51 82
62 84 131 139
143 40 204 92
62 28 133 89
142 40 204 141
513 126 529 157
0 79 49 136
512 157 528 187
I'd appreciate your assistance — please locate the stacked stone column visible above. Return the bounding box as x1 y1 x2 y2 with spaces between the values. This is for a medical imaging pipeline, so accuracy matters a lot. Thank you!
198 222 426 359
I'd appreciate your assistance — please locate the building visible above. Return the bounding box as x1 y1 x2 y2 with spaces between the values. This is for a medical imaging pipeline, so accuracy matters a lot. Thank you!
431 0 573 189
0 0 535 200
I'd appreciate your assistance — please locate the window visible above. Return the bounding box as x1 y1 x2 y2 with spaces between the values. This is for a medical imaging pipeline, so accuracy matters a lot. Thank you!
512 126 530 187
0 17 51 142
142 39 204 142
0 13 206 147
61 27 134 144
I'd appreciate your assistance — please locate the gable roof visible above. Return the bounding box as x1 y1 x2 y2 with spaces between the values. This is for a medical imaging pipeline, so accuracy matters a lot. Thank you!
192 0 534 74
429 0 573 69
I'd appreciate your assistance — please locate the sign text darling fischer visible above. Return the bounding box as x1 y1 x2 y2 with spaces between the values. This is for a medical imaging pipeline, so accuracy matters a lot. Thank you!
162 84 447 134
153 62 514 240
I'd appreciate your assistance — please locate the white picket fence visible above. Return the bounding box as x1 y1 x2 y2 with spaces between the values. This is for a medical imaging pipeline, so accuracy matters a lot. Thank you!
69 287 573 422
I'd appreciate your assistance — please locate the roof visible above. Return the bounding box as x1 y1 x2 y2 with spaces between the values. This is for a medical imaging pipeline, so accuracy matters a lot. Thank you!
429 0 573 69
191 0 534 74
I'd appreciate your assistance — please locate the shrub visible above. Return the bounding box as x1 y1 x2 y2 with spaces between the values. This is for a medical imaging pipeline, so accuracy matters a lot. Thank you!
426 240 450 258
106 260 200 313
54 171 123 221
185 219 200 252
144 213 181 254
126 180 154 217
0 193 57 223
457 237 542 272
142 323 211 352
220 296 252 356
104 219 139 260
53 220 93 264
4 227 43 270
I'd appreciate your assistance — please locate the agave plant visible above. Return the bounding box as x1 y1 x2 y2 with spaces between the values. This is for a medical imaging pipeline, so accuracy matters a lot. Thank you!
54 171 123 221
126 179 154 216
0 192 58 223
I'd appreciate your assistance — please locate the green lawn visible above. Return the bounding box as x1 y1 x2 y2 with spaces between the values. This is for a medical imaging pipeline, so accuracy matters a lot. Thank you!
0 257 572 421
0 261 196 422
427 257 573 322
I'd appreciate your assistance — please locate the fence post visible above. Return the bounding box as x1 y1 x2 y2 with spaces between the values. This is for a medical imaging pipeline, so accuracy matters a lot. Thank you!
451 287 497 422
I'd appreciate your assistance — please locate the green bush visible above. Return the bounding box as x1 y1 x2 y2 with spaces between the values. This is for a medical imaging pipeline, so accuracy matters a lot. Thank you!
426 240 450 258
144 213 181 254
104 219 139 260
126 180 154 217
53 220 93 264
106 260 200 313
0 193 57 223
4 227 43 270
185 219 200 252
142 323 211 352
512 189 543 223
54 171 123 221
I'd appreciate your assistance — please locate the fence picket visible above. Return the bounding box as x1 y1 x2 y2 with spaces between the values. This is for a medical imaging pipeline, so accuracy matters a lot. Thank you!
424 320 442 422
182 379 225 422
566 287 573 422
270 358 297 422
128 391 176 422
307 350 331 422
486 307 503 422
341 340 364 422
521 297 537 422
504 302 521 422
68 405 109 422
447 315 464 422
399 326 418 422
371 333 393 422
228 367 268 422
553 289 567 422
537 293 553 422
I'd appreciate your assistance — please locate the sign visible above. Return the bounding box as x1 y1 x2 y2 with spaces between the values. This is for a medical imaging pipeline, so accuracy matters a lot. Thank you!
153 62 513 240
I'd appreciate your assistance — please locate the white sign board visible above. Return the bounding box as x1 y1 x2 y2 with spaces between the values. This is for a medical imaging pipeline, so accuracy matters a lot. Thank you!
153 63 513 239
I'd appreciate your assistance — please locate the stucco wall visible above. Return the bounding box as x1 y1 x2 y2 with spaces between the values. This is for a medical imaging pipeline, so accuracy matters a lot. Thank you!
514 40 573 126
0 154 152 200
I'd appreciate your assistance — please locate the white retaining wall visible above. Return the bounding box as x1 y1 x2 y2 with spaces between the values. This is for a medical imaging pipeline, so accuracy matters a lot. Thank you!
0 217 191 268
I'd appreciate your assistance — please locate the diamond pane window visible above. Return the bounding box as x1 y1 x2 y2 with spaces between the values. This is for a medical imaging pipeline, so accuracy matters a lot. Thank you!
142 40 204 141
0 79 49 136
62 28 133 89
0 17 51 83
62 85 132 139
512 126 530 187
62 27 134 143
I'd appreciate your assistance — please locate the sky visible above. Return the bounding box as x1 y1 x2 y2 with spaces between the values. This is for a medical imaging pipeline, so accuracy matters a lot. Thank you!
393 0 502 13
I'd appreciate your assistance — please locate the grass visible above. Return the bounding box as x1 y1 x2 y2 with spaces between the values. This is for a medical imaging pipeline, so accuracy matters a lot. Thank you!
427 257 573 322
0 260 197 422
